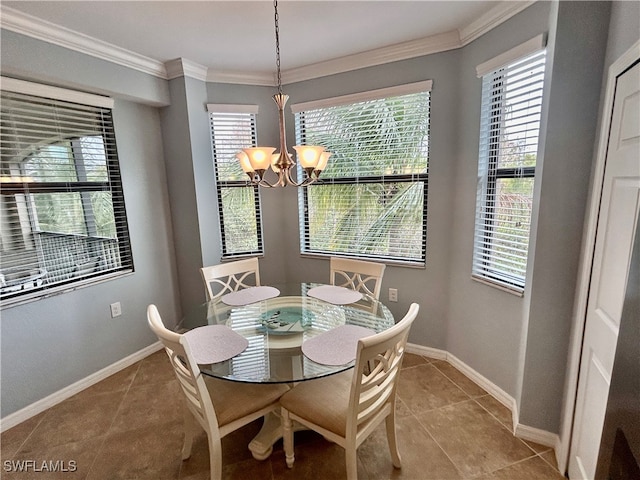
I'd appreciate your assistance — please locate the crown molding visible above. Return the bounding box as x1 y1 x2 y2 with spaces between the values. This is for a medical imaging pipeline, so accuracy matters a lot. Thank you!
0 6 167 79
165 58 208 81
207 70 275 87
1 1 537 85
281 30 461 85
459 1 537 46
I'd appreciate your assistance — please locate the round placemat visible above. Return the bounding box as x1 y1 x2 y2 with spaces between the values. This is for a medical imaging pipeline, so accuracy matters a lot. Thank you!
301 325 374 366
183 325 248 364
307 285 363 305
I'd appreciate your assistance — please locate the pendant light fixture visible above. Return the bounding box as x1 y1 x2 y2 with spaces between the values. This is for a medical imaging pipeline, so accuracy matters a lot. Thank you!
237 0 331 187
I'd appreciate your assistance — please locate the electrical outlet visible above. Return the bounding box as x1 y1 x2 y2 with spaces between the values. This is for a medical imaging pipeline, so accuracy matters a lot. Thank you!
388 288 398 302
110 302 122 318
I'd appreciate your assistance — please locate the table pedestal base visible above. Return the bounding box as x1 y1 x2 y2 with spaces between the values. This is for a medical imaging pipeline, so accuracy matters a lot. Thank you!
248 411 307 460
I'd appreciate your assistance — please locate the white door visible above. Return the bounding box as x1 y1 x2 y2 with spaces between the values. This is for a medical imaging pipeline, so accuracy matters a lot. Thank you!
568 61 640 480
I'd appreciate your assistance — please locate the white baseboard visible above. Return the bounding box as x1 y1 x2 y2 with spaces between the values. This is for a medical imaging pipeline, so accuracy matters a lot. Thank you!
515 423 560 450
406 342 557 452
406 343 447 360
1 341 163 432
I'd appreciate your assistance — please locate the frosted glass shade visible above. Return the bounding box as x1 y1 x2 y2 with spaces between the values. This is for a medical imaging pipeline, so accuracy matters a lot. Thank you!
293 145 325 169
243 147 276 171
316 152 332 172
236 151 254 173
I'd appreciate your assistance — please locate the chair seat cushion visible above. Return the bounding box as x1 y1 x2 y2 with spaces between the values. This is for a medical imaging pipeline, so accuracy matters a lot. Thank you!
280 370 353 436
205 377 289 427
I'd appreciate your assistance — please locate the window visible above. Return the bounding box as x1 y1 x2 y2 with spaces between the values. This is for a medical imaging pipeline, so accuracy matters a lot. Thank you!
293 81 431 265
208 105 263 258
473 41 546 293
0 77 133 305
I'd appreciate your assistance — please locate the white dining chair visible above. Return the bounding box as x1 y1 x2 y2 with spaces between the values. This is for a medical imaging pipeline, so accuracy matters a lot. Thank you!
280 303 419 480
147 304 289 480
200 257 260 300
330 257 386 300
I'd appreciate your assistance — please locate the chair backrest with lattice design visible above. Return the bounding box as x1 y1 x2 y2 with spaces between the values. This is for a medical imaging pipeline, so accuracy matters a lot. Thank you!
200 257 260 300
330 257 386 300
147 305 219 435
346 303 418 443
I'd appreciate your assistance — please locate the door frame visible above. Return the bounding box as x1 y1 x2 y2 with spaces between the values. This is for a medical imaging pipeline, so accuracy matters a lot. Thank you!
557 39 640 475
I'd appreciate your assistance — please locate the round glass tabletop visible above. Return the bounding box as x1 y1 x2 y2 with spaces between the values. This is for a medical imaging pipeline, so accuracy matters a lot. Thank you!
177 283 395 383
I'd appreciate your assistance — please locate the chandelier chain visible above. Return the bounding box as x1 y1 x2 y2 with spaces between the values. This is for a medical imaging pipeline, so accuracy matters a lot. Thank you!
237 0 329 187
273 0 283 95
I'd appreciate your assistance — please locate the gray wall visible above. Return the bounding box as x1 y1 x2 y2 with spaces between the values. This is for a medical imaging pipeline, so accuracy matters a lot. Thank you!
0 32 180 417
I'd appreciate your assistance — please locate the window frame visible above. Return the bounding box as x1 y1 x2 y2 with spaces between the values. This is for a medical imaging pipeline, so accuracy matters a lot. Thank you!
472 38 547 293
292 81 431 266
207 105 264 259
0 77 133 307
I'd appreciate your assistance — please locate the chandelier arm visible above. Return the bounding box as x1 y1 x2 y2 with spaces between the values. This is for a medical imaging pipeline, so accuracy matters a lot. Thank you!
256 176 280 188
283 167 316 187
235 0 330 189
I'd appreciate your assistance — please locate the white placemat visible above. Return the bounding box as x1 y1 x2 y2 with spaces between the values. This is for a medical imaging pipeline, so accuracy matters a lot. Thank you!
301 325 375 366
183 325 248 364
307 285 363 305
221 286 280 306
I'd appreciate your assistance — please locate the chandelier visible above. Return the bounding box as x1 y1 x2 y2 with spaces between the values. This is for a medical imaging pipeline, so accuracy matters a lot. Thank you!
237 0 331 187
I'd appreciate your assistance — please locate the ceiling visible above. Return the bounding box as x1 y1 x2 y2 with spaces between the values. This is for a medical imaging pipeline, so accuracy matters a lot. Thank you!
1 1 529 83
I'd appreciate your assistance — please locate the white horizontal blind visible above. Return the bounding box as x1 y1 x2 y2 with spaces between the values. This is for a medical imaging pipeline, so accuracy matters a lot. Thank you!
208 109 263 258
295 87 430 264
0 86 132 304
473 49 546 292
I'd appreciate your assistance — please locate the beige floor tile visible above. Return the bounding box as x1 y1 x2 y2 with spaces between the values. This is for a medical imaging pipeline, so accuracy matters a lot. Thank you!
221 456 274 480
3 435 105 479
0 412 46 460
417 400 534 478
270 429 370 480
68 363 140 402
541 450 560 471
358 415 462 480
473 455 565 480
431 361 487 397
397 364 469 414
524 439 552 454
109 379 183 434
178 419 264 478
401 352 430 369
17 391 123 452
2 349 569 480
86 421 183 480
475 394 513 431
132 349 176 386
395 396 413 418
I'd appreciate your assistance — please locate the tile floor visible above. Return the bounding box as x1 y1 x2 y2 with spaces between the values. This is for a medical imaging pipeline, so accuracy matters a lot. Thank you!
1 351 566 479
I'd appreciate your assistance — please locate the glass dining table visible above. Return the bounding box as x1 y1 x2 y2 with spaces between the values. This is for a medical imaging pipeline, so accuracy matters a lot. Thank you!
177 282 395 459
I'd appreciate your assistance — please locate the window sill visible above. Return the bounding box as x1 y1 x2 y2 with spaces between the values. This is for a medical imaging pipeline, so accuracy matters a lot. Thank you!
300 252 426 269
0 270 134 310
471 274 524 297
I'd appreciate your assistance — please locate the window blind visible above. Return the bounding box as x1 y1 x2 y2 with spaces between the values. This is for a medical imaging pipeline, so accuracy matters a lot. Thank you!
0 81 132 305
472 49 546 292
295 86 430 265
208 107 263 258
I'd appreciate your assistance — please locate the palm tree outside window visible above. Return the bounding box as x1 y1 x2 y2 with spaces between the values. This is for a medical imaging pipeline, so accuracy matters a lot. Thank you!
293 81 431 266
208 105 264 258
